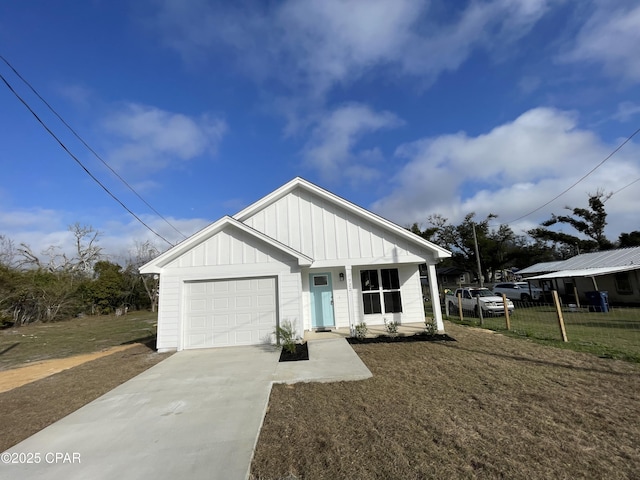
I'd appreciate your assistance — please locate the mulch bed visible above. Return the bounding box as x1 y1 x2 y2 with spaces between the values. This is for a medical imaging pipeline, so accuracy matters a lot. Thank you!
347 332 456 344
278 342 309 362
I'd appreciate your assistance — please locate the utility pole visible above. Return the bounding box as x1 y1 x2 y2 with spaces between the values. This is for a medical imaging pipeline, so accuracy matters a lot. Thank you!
472 223 484 287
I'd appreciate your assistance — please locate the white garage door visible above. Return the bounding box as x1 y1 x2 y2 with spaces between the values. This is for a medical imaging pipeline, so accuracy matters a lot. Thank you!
183 277 277 349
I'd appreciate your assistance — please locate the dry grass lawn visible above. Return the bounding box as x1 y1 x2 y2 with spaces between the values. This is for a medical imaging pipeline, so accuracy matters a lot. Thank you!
0 340 171 452
251 322 640 480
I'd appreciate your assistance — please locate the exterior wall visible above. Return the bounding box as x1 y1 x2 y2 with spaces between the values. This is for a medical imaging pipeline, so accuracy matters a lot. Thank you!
156 274 180 352
165 226 289 268
301 264 425 331
351 264 425 327
534 270 640 305
242 187 434 265
301 267 351 331
574 272 640 304
155 224 304 351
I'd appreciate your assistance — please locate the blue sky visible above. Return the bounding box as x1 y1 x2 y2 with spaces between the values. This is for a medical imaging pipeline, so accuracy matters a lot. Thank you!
1 0 639 260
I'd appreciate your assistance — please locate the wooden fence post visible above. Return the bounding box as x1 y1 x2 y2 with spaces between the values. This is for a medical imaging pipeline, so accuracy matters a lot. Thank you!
476 296 484 326
552 290 568 342
502 294 511 331
457 294 464 322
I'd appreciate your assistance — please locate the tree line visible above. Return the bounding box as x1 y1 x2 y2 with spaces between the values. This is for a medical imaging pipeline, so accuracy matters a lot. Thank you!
410 191 640 283
0 224 160 326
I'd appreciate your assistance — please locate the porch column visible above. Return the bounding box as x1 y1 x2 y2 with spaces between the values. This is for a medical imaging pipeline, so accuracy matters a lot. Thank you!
426 263 445 333
345 265 356 336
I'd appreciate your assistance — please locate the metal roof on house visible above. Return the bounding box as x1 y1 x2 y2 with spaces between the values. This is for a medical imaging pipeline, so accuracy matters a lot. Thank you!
519 246 640 277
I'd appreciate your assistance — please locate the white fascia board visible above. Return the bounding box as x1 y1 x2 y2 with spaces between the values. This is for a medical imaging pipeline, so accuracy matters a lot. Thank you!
233 177 452 260
138 216 312 274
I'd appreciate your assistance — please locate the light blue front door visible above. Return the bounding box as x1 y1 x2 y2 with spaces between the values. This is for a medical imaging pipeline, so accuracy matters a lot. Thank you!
310 273 335 329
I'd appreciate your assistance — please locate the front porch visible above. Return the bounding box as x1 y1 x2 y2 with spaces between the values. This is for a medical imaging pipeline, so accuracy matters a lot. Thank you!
303 321 431 341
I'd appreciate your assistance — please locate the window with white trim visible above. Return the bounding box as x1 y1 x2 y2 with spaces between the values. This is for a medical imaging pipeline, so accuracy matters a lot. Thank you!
360 268 402 314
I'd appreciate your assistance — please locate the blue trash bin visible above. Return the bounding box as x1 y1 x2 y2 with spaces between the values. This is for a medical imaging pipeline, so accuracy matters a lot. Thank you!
585 291 609 313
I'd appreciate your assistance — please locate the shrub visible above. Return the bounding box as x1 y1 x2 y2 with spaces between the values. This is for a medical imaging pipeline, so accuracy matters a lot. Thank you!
424 318 438 336
274 320 298 354
354 322 368 339
384 318 399 337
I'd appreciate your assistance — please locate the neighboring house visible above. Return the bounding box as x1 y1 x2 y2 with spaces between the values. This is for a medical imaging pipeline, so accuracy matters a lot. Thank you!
140 178 452 351
437 266 473 286
518 247 640 305
419 265 473 294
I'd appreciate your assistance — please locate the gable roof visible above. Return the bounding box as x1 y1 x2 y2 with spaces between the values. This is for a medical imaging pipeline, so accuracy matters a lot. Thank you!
234 177 451 259
139 216 313 273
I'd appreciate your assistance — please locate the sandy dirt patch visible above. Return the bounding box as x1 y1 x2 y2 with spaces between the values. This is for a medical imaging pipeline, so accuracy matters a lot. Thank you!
0 344 136 393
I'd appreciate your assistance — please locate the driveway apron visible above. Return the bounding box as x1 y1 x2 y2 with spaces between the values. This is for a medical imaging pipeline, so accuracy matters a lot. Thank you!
1 345 281 480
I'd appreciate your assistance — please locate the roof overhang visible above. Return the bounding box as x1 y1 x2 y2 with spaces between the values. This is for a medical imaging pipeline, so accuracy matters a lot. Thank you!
527 265 639 280
139 216 313 274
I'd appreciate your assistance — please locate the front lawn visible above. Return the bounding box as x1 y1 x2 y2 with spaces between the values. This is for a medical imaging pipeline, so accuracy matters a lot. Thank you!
251 322 640 479
0 311 158 370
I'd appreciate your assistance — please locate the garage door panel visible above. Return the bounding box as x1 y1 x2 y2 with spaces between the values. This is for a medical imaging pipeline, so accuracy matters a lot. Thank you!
235 296 252 308
213 298 229 309
189 316 207 328
184 277 277 349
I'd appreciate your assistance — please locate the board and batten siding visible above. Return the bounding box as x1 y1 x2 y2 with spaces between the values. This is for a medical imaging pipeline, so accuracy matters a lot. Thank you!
166 227 289 268
242 188 431 265
155 224 304 351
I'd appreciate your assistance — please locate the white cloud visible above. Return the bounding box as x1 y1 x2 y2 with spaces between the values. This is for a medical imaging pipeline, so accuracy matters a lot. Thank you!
560 2 640 82
372 107 640 238
302 103 403 182
0 206 211 265
103 103 227 174
148 0 554 97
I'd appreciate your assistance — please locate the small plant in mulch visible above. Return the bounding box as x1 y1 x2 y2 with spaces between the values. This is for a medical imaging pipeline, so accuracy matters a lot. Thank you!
274 320 309 362
354 322 368 339
423 318 438 336
384 319 399 337
348 318 456 345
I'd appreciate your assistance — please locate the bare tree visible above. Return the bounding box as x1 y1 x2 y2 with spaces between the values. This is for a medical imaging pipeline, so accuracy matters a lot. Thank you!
69 223 103 274
0 235 17 267
16 224 103 275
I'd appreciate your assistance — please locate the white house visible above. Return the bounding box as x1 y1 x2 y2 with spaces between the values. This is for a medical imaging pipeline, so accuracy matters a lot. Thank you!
140 178 451 351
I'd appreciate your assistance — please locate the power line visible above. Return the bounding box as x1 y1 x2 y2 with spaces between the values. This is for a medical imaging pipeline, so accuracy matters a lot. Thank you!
0 55 187 241
607 175 640 200
503 125 640 226
0 71 174 247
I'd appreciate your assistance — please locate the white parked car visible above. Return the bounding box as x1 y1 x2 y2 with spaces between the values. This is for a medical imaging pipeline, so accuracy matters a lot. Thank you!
449 287 514 316
492 282 542 302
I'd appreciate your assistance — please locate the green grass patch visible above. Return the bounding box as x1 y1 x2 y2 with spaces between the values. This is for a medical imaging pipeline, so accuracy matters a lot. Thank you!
441 302 640 363
0 311 158 370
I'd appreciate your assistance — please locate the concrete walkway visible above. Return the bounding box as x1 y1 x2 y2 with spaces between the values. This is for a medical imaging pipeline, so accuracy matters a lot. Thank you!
1 339 371 480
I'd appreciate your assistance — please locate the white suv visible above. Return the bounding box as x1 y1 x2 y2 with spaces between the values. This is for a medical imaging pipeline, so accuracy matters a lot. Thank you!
492 282 542 301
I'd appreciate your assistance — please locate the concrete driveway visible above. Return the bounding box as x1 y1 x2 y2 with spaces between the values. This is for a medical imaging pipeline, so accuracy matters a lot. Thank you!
1 339 371 480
